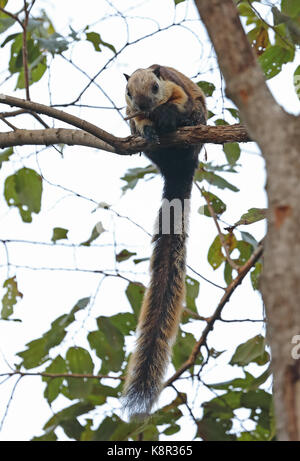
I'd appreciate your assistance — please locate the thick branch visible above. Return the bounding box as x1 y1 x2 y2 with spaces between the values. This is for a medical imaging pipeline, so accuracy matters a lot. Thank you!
0 128 117 152
0 94 251 153
0 93 123 150
0 124 251 153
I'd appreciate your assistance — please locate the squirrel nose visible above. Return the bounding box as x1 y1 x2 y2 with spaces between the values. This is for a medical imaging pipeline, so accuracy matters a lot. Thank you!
137 96 151 111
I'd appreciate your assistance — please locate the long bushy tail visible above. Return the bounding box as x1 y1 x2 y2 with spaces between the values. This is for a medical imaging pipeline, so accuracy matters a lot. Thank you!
123 205 188 418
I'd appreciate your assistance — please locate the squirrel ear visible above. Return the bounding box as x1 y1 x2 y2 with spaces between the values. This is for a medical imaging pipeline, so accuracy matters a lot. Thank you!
124 73 130 81
153 66 161 78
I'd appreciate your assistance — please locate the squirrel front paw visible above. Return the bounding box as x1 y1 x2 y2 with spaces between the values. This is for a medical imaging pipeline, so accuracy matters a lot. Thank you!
151 104 178 134
143 125 159 142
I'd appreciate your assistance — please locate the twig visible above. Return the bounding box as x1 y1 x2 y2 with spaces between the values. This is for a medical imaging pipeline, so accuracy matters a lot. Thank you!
247 0 294 50
124 111 144 121
198 184 240 272
0 376 22 431
0 7 23 27
0 370 124 380
22 0 30 100
0 114 18 130
165 241 264 388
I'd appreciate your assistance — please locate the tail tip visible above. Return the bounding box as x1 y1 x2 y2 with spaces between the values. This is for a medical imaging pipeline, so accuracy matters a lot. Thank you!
122 387 157 421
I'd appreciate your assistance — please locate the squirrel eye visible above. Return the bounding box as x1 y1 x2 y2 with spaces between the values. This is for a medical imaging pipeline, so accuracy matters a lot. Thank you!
152 83 159 94
127 89 132 98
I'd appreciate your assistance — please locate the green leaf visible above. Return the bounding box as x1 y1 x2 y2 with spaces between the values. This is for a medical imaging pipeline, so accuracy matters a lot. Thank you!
234 208 267 226
184 275 200 314
133 257 149 265
108 312 136 336
116 249 137 263
209 371 257 391
51 227 68 243
294 65 300 100
153 395 184 425
230 335 269 366
208 235 225 270
86 31 116 53
4 167 42 222
172 329 201 369
81 382 120 406
0 4 15 34
250 261 262 290
240 231 259 248
43 402 94 431
88 316 124 373
17 297 90 368
81 222 105 246
200 191 227 217
200 161 238 174
125 282 146 317
60 419 85 441
9 34 23 74
43 355 67 404
208 234 237 271
110 419 147 441
1 276 23 319
281 0 300 18
17 337 51 369
196 81 215 97
163 424 180 435
195 169 239 192
65 347 94 398
32 430 57 441
197 414 236 441
66 347 94 374
259 45 294 79
91 416 122 441
174 0 186 5
1 32 19 48
237 2 256 18
0 147 13 168
214 118 229 126
226 108 241 121
121 165 157 193
235 240 253 266
248 26 269 55
224 261 233 285
223 143 241 165
30 57 47 83
34 33 69 55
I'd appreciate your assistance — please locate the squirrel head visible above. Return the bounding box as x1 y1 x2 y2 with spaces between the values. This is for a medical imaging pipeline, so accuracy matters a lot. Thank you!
125 66 169 113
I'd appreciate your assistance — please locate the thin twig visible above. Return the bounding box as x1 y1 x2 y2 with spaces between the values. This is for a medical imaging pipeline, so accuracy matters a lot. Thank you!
198 184 240 271
0 370 124 381
165 241 264 388
0 376 22 431
22 0 30 100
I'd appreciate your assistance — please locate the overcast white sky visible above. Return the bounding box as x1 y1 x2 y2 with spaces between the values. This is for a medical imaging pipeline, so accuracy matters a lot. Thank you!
0 0 299 441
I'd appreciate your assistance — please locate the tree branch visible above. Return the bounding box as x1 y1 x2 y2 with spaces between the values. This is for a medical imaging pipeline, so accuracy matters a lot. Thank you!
0 128 117 152
165 241 264 388
0 370 124 381
0 93 251 153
